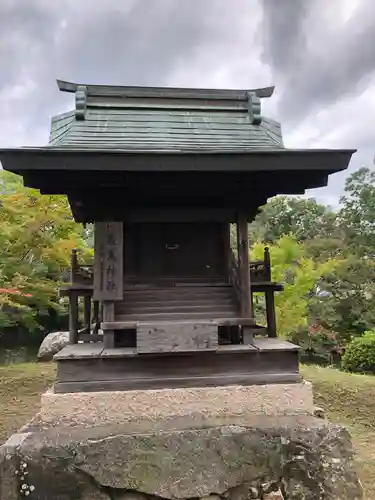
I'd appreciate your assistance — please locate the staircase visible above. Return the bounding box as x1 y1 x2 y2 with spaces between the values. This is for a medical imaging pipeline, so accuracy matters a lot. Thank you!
115 283 239 323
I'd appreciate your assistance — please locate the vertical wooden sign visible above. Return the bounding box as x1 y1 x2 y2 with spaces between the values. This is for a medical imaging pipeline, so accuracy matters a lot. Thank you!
93 222 123 301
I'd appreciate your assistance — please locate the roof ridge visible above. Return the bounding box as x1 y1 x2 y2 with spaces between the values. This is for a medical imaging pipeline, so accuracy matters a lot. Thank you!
56 80 275 100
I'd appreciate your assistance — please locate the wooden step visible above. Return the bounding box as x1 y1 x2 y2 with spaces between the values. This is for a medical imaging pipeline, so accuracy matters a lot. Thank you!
117 303 237 315
117 298 235 308
123 287 233 297
117 311 238 321
123 280 229 288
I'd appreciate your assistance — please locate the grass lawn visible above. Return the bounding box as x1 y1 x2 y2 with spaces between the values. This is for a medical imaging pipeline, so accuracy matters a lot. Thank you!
0 363 374 498
0 362 55 443
301 365 375 499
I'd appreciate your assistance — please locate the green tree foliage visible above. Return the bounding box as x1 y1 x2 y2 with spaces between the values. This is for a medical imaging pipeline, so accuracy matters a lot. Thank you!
248 167 375 351
309 256 375 339
0 171 91 332
251 236 336 338
249 196 337 243
339 167 375 254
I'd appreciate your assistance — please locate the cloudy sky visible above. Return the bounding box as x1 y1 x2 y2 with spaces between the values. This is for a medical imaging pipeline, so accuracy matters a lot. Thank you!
1 0 374 207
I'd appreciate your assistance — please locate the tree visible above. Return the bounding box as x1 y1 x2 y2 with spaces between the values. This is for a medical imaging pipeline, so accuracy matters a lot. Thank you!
309 255 375 339
339 167 375 254
0 171 92 332
249 196 337 243
251 236 336 338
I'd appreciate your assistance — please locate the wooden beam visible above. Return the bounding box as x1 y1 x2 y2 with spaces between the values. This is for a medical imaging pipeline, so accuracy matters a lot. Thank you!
236 213 252 318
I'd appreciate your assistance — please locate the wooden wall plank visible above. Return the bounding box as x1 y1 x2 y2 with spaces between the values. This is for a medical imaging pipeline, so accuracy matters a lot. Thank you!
93 222 123 301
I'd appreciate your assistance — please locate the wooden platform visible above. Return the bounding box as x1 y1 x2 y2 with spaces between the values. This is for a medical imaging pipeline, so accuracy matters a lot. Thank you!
54 338 301 393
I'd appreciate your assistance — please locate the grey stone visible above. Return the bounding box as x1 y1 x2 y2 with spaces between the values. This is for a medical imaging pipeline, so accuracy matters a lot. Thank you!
0 433 31 500
261 480 280 494
37 331 69 361
280 425 363 499
80 486 110 499
0 416 362 500
264 492 284 500
114 493 148 500
225 482 260 500
313 407 326 419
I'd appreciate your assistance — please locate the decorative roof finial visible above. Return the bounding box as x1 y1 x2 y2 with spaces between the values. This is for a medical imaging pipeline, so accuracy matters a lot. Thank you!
247 92 262 125
75 85 87 120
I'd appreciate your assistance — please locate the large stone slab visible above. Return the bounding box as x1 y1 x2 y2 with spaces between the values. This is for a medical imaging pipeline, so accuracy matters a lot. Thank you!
41 381 314 427
0 415 362 500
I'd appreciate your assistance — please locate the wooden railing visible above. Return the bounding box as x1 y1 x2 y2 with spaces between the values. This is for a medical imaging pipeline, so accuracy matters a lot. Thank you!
249 247 271 282
230 247 282 338
60 249 100 344
70 249 93 285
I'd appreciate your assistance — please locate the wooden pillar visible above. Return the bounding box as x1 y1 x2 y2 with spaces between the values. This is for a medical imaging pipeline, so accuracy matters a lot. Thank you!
265 291 277 338
93 301 100 334
69 291 79 344
264 246 277 337
103 301 115 348
236 213 252 318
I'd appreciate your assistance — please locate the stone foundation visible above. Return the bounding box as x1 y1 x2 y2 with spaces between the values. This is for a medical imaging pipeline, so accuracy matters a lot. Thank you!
0 415 362 499
41 381 314 427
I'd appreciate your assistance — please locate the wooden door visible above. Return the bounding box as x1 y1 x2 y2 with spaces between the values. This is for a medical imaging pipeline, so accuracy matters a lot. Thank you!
163 223 224 278
125 222 227 281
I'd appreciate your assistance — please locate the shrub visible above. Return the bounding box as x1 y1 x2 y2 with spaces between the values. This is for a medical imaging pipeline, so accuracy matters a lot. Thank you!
341 331 375 374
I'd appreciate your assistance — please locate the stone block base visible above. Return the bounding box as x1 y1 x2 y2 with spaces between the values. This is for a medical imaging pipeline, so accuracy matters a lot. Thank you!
40 381 314 427
0 416 362 499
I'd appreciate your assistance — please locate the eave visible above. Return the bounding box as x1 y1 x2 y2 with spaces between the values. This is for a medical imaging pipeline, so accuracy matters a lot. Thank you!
0 147 356 173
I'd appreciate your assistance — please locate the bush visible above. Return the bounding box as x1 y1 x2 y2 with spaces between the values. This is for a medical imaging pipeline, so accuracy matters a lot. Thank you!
290 324 342 364
341 331 375 374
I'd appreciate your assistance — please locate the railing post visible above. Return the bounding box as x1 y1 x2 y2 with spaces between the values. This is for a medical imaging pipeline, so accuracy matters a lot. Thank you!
83 294 91 334
265 290 277 338
236 212 252 318
70 249 78 283
69 291 79 344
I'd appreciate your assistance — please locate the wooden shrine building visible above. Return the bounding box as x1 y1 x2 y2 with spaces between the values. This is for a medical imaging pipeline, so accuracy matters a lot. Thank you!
0 80 355 393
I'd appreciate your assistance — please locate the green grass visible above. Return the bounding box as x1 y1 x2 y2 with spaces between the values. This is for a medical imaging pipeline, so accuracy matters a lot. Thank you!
0 363 374 498
301 365 375 499
0 362 55 443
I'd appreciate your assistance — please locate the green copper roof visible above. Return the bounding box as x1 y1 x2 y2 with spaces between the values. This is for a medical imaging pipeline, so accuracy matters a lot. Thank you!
48 81 284 152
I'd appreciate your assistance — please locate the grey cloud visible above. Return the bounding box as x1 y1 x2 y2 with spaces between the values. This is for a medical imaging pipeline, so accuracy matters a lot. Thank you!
0 0 259 145
261 0 308 78
261 0 375 124
0 0 374 208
